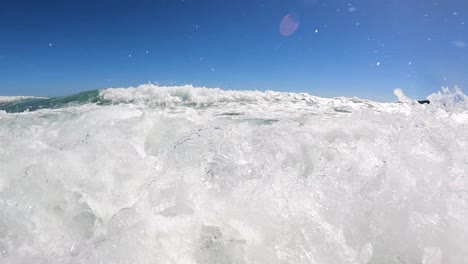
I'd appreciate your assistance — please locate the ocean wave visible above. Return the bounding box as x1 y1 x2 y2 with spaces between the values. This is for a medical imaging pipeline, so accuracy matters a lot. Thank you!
0 85 467 263
2 84 467 114
99 84 320 106
100 84 466 113
0 96 48 103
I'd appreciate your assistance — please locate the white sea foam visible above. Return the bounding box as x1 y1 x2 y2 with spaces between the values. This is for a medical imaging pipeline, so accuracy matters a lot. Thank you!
100 84 318 106
0 96 47 103
0 85 467 263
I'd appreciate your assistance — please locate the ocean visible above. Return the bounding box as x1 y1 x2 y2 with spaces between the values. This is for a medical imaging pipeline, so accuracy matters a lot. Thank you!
0 84 467 263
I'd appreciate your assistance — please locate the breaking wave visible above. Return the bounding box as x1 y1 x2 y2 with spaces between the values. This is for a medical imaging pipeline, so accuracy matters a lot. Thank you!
1 83 467 113
0 85 467 263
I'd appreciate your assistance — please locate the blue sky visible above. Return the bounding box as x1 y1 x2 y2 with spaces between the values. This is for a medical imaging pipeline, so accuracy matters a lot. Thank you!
0 0 467 101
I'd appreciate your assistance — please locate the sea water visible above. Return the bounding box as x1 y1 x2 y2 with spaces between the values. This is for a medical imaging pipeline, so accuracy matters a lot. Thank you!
0 85 467 263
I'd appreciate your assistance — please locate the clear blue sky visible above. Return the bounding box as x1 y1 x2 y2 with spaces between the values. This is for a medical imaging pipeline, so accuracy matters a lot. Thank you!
1 0 467 100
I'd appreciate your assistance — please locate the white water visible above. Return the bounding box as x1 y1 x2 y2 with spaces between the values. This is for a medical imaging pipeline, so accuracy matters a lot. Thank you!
0 96 47 103
1 85 467 263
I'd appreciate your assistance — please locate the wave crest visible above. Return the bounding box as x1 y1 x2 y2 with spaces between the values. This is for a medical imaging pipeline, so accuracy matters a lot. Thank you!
99 84 317 106
428 86 468 111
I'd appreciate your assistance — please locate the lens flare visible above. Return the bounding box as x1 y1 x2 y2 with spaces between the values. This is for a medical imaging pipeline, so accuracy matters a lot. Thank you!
280 13 300 37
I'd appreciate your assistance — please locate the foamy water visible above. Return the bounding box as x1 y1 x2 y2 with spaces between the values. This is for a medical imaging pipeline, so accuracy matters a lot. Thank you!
0 85 467 263
0 96 47 103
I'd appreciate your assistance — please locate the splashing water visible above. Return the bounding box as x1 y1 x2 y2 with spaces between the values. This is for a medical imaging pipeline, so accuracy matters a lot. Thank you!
393 88 411 103
0 85 467 263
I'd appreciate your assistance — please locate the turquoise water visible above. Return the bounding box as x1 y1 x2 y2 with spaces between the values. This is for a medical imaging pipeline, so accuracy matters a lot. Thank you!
0 90 104 113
